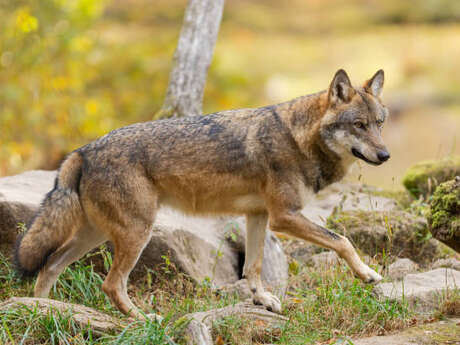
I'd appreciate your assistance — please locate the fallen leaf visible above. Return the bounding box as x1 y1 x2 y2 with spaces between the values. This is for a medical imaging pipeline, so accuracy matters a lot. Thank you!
215 335 224 345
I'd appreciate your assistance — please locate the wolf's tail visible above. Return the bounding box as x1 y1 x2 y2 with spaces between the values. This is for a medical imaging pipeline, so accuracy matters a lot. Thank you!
15 152 84 277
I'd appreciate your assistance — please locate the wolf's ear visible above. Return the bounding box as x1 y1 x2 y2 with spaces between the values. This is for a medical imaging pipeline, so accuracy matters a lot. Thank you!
364 69 384 97
328 69 355 106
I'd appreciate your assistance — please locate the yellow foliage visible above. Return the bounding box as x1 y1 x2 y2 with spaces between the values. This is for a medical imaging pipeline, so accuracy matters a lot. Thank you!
15 7 38 33
70 36 93 52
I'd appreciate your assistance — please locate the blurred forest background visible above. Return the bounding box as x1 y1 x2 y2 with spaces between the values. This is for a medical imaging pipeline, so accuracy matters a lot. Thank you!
1 0 460 189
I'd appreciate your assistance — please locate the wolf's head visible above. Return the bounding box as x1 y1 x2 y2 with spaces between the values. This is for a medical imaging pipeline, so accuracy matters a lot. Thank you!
320 69 390 166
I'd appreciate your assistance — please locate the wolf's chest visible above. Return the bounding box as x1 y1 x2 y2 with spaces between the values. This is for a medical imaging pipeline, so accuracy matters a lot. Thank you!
297 180 315 207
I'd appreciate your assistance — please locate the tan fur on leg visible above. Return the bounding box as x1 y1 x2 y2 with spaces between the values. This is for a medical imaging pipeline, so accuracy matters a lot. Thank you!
243 213 281 313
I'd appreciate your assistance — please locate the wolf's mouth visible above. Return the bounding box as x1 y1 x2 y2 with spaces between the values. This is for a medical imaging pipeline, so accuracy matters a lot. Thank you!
351 148 382 166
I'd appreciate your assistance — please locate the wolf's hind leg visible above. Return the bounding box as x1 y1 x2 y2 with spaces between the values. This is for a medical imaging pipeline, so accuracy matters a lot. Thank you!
101 223 153 319
243 213 282 314
34 225 107 298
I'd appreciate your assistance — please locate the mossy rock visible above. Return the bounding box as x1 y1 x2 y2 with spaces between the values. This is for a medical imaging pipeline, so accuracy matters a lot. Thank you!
327 209 439 265
427 176 460 253
402 156 460 199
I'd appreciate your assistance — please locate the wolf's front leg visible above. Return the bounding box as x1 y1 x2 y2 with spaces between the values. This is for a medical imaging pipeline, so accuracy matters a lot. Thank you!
269 210 382 284
243 213 282 313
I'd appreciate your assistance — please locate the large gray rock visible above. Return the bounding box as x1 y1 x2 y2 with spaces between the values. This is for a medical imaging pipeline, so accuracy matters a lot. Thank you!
0 170 287 293
387 258 419 280
0 170 56 254
308 251 340 268
300 182 399 226
374 268 460 311
432 257 460 271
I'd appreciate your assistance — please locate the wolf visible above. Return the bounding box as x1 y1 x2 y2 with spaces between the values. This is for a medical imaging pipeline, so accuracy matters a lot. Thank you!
15 69 390 317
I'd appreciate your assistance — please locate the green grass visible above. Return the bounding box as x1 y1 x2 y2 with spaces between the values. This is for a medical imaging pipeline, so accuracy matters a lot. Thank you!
0 303 179 345
280 267 411 344
209 263 413 345
1 305 102 345
1 249 458 344
0 251 240 344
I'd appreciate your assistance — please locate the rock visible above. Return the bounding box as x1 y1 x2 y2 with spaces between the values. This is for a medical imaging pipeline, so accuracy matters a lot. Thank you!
387 258 419 280
280 239 320 265
432 258 460 271
216 279 252 300
427 177 460 253
0 297 121 333
402 156 460 199
308 251 340 268
301 182 399 226
0 170 288 293
353 318 460 345
327 210 439 265
374 268 460 311
138 212 242 286
0 170 56 254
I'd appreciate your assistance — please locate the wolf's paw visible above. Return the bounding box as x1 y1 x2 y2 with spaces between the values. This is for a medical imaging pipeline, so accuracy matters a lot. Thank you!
358 265 383 284
253 292 282 314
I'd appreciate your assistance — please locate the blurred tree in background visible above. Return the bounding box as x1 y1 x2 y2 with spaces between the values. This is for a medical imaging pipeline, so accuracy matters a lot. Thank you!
2 0 460 186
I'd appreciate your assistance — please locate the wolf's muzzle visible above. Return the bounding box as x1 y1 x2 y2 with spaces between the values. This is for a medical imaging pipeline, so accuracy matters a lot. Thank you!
352 148 382 166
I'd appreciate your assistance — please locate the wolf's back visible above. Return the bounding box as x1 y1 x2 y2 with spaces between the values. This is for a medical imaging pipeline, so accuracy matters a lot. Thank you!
15 152 84 276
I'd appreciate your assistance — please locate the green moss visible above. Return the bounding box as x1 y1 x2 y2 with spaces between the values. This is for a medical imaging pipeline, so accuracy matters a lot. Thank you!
428 179 460 233
402 156 460 198
427 178 460 252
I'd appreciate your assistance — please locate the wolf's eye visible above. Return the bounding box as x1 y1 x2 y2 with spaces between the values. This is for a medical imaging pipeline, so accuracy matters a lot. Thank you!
376 119 384 127
354 121 365 129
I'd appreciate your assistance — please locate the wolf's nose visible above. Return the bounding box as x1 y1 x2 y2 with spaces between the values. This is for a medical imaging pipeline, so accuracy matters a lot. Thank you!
377 150 390 162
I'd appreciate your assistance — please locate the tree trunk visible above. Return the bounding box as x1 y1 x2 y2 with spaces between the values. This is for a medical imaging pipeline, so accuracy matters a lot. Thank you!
157 0 225 118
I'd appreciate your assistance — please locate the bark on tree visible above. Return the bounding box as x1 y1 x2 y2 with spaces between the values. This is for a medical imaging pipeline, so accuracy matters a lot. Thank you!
157 0 225 118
